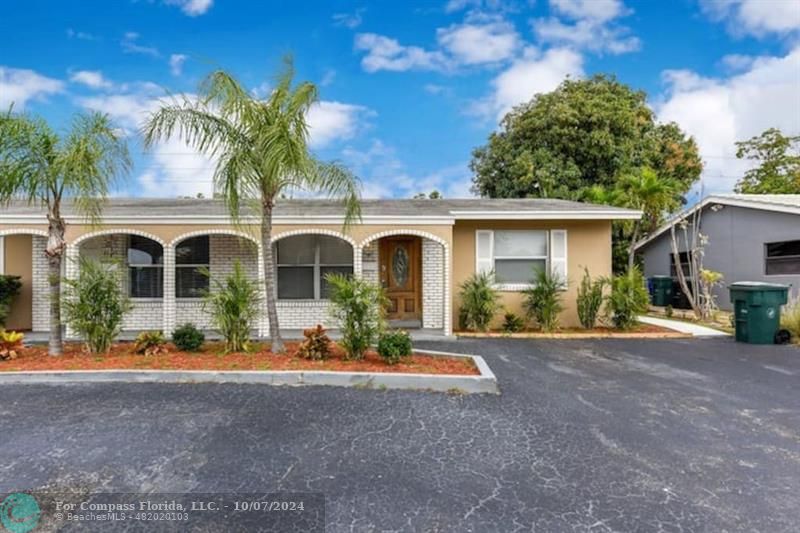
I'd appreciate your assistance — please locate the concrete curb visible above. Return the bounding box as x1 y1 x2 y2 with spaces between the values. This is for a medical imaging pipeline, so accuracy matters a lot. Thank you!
456 331 690 340
0 350 499 395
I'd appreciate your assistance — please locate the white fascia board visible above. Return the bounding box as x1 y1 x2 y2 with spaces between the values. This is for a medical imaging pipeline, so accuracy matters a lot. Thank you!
448 210 643 220
0 215 456 226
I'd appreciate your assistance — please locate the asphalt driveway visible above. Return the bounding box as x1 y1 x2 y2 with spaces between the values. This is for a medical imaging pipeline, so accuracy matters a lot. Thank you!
0 337 798 531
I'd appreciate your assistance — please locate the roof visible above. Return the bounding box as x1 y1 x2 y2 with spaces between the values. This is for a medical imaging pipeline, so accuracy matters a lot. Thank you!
0 197 642 224
634 194 800 250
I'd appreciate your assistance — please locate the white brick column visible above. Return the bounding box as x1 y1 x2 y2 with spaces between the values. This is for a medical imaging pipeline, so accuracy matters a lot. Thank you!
162 245 175 334
64 243 79 339
444 243 451 336
354 245 363 278
257 242 269 338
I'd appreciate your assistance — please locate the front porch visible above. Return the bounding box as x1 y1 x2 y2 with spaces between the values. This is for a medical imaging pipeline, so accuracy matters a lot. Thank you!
1 227 452 339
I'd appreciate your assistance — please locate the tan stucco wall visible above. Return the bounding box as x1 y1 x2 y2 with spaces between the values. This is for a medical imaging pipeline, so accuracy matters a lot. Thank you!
4 235 33 330
452 220 613 329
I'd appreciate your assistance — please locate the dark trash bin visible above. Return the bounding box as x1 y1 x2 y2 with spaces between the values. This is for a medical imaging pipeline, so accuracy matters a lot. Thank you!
648 276 674 306
728 282 790 344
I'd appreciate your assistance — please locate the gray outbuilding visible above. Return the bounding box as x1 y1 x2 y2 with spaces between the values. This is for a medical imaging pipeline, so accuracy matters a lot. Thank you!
635 194 800 310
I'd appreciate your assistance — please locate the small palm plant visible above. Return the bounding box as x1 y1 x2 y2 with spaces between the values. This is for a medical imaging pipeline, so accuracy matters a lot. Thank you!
605 266 650 330
576 268 605 329
458 271 501 332
202 261 261 353
522 268 565 332
326 273 387 360
62 258 132 355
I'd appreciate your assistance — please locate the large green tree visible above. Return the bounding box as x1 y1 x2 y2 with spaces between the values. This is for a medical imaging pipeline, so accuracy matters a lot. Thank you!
734 128 800 194
0 111 131 356
143 61 361 353
471 75 702 200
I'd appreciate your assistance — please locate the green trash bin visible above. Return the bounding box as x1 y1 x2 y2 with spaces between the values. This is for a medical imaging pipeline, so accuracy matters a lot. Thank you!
728 282 790 344
649 276 674 307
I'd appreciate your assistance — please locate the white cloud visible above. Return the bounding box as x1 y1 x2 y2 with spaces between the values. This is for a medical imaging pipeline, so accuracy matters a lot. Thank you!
169 54 187 76
437 16 521 65
700 0 800 37
355 33 450 72
476 47 584 120
121 32 160 57
320 69 336 87
656 46 800 193
342 140 473 198
444 0 517 13
550 0 628 22
69 70 113 89
424 83 451 95
164 0 214 17
0 66 64 109
532 17 640 54
332 8 365 29
66 28 97 41
307 101 372 148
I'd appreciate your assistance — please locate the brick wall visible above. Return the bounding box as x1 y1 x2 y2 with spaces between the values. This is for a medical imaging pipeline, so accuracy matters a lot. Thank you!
31 236 50 332
422 239 444 329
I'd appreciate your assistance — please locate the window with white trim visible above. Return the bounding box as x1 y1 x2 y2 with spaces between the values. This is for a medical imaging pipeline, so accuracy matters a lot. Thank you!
176 236 210 298
765 240 800 275
275 235 353 299
476 229 567 287
128 235 163 298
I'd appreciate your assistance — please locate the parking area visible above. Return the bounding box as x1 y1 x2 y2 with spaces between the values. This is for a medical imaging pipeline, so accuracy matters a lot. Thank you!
0 337 798 531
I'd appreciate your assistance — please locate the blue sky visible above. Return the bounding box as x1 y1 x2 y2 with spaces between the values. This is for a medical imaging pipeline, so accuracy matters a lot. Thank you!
1 0 798 200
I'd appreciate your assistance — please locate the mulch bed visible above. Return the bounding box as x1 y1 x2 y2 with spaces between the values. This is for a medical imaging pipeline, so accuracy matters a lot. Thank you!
457 322 688 338
2 342 479 376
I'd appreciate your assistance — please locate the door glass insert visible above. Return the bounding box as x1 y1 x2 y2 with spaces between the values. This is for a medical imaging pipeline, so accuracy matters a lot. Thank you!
392 246 409 288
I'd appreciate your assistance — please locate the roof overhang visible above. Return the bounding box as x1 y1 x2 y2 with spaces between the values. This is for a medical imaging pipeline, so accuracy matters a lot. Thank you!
634 195 800 251
448 210 642 220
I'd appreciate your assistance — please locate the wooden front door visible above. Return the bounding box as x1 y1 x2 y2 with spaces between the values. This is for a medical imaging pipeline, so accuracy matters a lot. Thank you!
379 237 422 321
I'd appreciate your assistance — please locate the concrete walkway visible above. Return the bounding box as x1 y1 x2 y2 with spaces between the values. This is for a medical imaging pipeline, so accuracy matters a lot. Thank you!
638 315 730 337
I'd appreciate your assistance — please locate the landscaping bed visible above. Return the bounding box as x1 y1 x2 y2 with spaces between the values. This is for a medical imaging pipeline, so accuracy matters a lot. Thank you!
3 342 480 376
457 322 689 339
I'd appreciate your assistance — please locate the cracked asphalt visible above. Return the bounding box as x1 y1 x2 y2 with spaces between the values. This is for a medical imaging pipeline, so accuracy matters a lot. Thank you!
1 337 799 531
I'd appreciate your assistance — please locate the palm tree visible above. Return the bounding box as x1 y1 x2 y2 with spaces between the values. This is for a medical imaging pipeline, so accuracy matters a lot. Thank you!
142 60 361 352
618 167 679 269
0 111 131 356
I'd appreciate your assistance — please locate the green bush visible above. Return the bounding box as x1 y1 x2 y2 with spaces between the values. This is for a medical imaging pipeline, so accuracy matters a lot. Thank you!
62 257 132 355
501 312 525 333
297 324 332 360
171 323 205 352
606 266 650 330
458 271 501 332
0 275 22 327
522 269 565 332
377 330 413 365
202 260 261 353
781 296 800 344
326 273 386 360
134 330 168 356
576 268 604 329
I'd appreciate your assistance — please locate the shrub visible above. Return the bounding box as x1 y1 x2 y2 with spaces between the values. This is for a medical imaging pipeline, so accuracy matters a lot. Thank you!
458 271 500 332
0 275 22 327
522 269 565 332
665 304 674 318
62 258 132 355
605 266 650 330
0 330 24 360
297 324 332 360
134 330 168 356
576 268 604 329
172 323 205 352
202 261 261 353
377 330 412 365
781 296 800 344
501 312 525 333
326 273 386 360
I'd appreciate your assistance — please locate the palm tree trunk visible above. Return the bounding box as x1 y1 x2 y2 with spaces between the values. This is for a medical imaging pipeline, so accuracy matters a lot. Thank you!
260 200 284 353
627 223 641 271
45 213 66 356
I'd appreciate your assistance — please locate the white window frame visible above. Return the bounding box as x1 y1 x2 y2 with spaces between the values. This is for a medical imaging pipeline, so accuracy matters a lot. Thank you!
475 229 567 291
276 236 353 300
127 235 164 300
764 239 800 277
175 236 211 299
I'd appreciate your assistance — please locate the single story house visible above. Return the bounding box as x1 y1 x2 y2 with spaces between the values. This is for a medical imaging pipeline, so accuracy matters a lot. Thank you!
635 194 800 311
0 198 640 337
